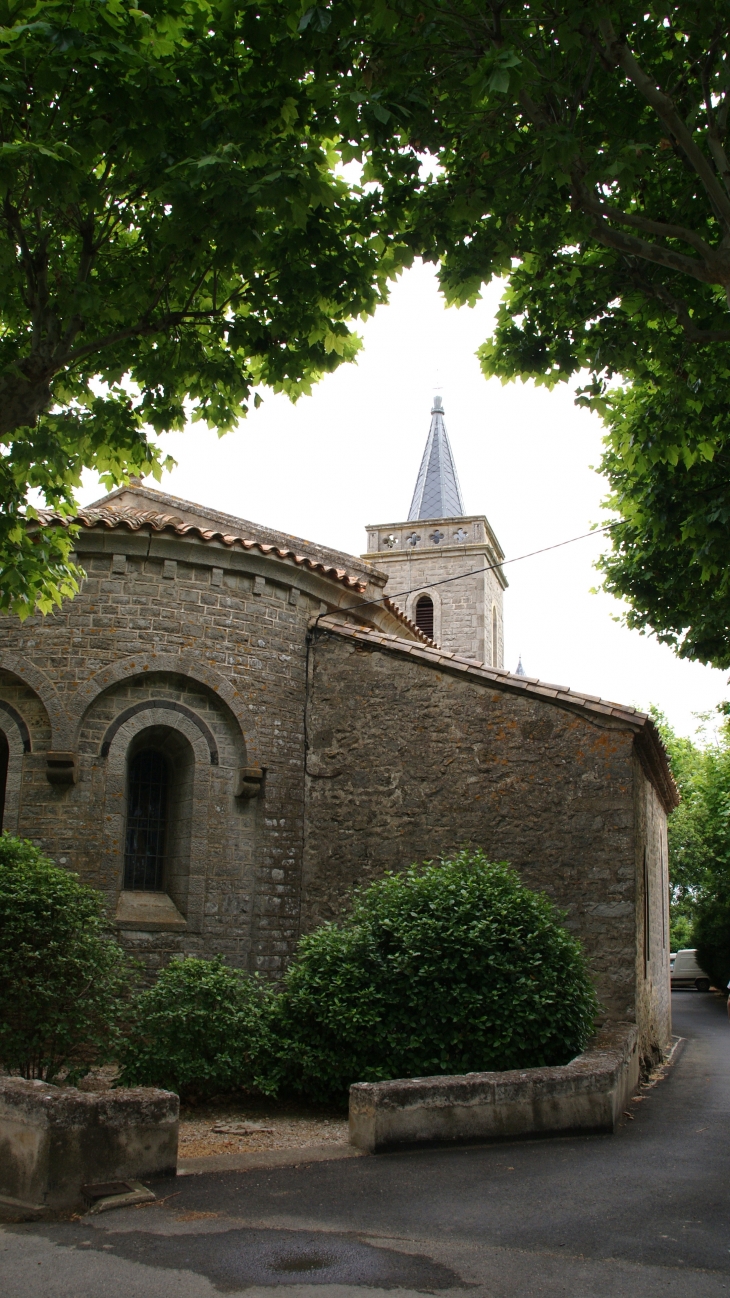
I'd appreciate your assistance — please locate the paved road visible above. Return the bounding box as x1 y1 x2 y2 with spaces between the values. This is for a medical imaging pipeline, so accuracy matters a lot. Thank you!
3 992 730 1297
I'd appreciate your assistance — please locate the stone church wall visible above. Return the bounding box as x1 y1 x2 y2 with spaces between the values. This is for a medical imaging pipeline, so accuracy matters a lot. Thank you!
302 626 672 1061
0 509 673 1064
0 536 331 975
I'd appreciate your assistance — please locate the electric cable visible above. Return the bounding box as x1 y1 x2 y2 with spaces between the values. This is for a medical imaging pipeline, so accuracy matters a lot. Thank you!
322 520 620 624
303 518 620 779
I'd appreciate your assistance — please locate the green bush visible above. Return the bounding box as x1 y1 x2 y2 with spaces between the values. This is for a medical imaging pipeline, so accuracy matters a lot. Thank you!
269 851 599 1103
0 834 131 1083
118 956 275 1100
694 898 730 994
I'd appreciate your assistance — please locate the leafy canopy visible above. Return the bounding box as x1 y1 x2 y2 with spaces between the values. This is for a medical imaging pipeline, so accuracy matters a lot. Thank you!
0 834 132 1083
0 0 411 616
269 851 598 1104
303 0 730 664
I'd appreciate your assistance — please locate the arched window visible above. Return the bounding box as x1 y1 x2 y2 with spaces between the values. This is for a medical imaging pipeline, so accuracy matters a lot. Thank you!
124 749 169 891
0 731 8 832
492 605 499 668
415 594 434 639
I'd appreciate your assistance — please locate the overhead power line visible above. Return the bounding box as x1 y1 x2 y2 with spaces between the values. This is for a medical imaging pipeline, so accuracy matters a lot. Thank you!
326 521 619 622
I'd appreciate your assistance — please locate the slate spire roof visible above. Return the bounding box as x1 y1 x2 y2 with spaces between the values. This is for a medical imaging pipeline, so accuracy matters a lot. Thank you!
407 396 466 521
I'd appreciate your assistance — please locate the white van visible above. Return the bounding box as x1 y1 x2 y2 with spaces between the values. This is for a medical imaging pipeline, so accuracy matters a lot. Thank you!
670 948 711 992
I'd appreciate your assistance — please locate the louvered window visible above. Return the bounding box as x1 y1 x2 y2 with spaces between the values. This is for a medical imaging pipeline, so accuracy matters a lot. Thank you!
415 595 434 639
124 749 168 891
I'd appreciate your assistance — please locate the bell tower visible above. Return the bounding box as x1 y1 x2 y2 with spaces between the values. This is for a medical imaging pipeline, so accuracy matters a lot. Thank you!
364 396 507 665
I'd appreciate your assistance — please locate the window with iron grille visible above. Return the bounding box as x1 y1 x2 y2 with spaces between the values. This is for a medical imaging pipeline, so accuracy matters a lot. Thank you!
124 749 169 891
415 594 434 639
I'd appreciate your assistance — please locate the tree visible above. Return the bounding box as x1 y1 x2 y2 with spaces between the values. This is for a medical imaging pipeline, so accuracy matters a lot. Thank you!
0 0 411 616
303 0 730 663
597 364 730 667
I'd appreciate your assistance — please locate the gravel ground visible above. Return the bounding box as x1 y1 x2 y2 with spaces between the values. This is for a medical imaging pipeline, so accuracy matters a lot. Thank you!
75 1067 351 1160
178 1103 350 1159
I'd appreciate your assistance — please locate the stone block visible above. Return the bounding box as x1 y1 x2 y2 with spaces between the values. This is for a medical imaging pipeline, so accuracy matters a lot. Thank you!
114 890 187 931
349 1025 639 1153
0 1077 179 1214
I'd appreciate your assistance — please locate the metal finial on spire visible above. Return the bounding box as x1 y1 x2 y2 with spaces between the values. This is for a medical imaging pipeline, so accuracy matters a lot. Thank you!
516 656 525 676
408 396 465 521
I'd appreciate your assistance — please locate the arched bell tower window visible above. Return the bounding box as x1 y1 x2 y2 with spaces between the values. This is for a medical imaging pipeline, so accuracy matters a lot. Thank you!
124 749 169 891
415 594 434 639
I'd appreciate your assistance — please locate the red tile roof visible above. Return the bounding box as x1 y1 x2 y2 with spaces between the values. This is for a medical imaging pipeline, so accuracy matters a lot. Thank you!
33 506 433 644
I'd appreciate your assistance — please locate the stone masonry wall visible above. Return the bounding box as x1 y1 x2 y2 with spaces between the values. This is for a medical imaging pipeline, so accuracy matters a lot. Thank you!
302 627 672 1058
364 516 505 665
0 526 393 976
633 758 672 1062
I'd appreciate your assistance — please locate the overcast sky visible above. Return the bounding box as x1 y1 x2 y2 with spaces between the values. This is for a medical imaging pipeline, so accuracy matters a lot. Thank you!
79 259 729 740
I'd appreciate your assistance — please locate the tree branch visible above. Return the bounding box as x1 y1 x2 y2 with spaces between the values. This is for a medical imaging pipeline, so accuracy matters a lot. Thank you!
589 217 720 285
635 274 730 343
579 189 717 259
596 14 730 231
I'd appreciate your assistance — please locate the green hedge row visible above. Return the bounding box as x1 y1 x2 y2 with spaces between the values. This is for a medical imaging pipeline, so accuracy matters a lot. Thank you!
0 838 598 1103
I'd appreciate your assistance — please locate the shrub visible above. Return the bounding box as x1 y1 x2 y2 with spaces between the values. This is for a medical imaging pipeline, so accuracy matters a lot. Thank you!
0 834 131 1083
269 851 599 1103
118 956 274 1100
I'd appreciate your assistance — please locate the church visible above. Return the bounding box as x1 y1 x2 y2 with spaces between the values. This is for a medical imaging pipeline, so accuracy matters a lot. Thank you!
0 398 676 1064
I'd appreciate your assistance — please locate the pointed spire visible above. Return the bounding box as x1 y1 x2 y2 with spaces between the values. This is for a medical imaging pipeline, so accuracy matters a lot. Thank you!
407 396 465 521
516 656 525 677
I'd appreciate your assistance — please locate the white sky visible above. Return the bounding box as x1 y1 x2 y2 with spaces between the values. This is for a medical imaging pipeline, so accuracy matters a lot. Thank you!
78 259 729 740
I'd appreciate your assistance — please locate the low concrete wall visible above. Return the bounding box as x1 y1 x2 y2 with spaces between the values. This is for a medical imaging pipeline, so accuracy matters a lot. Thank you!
0 1078 178 1214
349 1025 639 1153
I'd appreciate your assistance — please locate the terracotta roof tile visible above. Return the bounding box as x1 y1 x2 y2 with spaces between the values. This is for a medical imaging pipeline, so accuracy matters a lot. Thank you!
32 506 434 647
36 505 372 593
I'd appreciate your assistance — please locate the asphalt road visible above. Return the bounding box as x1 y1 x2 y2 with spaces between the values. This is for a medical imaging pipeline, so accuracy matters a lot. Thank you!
2 991 730 1298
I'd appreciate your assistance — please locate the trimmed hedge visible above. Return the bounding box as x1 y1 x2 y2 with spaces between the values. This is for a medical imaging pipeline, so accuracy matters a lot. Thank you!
0 834 131 1083
268 850 599 1102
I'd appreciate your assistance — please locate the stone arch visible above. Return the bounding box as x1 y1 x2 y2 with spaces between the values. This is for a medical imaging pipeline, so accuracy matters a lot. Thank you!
0 654 67 748
491 601 501 669
102 706 211 933
407 587 442 646
100 700 219 765
70 652 253 760
0 700 32 754
0 709 26 834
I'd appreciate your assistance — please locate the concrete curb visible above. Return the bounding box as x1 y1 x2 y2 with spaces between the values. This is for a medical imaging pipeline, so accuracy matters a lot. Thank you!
350 1024 640 1154
0 1077 178 1214
178 1143 366 1176
664 1035 685 1067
